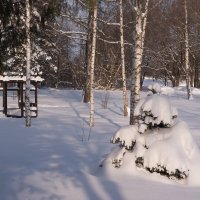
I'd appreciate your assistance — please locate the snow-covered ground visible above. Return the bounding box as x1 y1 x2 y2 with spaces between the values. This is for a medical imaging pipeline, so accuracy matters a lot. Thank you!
0 83 200 200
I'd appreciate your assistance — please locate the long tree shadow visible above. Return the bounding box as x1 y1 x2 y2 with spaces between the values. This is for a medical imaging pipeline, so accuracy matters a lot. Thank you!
0 122 125 200
0 89 125 200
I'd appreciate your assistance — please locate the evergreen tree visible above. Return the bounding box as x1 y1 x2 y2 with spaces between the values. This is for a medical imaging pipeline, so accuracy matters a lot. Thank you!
102 83 198 181
0 0 62 75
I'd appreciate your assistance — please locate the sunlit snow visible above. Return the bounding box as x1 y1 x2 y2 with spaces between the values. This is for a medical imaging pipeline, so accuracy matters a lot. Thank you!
0 81 200 200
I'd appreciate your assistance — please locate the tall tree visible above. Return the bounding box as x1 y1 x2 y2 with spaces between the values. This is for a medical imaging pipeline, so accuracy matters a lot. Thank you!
130 0 150 125
119 0 128 116
83 8 93 103
25 0 31 127
89 0 98 127
184 0 193 100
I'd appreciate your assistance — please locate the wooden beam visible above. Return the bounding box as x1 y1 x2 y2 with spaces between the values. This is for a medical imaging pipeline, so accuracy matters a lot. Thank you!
2 82 5 114
0 78 41 118
35 82 38 117
5 82 7 116
20 83 24 117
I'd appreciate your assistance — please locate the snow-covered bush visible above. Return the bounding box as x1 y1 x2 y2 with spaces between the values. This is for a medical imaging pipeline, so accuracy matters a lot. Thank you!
101 83 198 181
135 94 178 130
137 121 194 180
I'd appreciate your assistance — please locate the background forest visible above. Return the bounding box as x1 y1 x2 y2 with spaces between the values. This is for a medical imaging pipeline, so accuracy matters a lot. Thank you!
1 0 200 89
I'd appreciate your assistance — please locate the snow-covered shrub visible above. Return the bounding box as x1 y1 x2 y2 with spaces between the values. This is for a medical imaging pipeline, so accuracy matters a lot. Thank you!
138 121 195 180
102 83 198 181
135 94 177 129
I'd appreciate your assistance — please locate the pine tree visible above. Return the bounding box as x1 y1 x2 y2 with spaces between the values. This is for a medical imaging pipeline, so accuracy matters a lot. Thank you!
102 83 197 181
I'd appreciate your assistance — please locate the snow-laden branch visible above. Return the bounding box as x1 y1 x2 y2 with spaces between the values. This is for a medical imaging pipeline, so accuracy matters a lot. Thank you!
98 18 120 26
97 36 132 46
77 0 87 8
47 24 87 40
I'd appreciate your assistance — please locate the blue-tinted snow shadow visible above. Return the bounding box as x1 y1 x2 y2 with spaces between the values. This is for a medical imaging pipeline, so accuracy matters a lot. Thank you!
0 106 124 199
0 88 128 200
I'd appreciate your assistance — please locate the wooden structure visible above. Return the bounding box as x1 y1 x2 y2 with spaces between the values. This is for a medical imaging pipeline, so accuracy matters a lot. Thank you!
0 74 43 118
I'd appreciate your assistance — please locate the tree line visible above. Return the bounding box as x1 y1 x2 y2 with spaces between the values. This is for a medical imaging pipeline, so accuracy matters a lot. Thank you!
1 1 200 89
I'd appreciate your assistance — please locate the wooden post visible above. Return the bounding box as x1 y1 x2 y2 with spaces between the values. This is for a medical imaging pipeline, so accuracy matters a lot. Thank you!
20 82 24 117
35 82 38 117
35 82 38 105
3 82 5 114
4 82 7 116
17 82 20 108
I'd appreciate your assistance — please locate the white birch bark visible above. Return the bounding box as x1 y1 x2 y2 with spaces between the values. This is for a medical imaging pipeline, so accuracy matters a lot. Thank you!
130 0 149 125
119 0 128 117
89 3 97 127
25 0 31 127
83 9 93 103
184 0 193 100
141 0 150 51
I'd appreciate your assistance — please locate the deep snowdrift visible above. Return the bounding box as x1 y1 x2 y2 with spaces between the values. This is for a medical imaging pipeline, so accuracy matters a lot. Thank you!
102 84 200 185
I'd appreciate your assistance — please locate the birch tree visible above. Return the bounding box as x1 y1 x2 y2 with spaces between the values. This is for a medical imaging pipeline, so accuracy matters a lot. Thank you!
25 0 31 127
83 9 93 103
119 0 128 116
130 0 150 125
89 1 98 127
184 0 193 100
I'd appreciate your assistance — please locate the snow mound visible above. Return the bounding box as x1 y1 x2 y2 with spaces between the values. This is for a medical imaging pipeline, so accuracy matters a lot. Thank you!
142 121 198 179
161 86 175 95
111 125 138 150
192 88 200 95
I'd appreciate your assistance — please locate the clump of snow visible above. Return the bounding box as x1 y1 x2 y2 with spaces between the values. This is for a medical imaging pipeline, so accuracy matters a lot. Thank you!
103 146 126 168
138 123 148 134
192 88 200 95
161 86 175 96
134 98 145 116
33 8 41 20
148 83 161 94
142 121 197 180
0 75 44 82
111 125 138 150
136 94 177 128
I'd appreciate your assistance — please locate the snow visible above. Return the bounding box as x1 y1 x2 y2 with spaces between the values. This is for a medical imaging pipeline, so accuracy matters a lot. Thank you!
0 85 200 200
0 75 43 82
33 8 41 20
103 89 199 182
111 125 138 149
161 86 175 95
143 121 197 178
136 94 177 126
148 83 161 93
